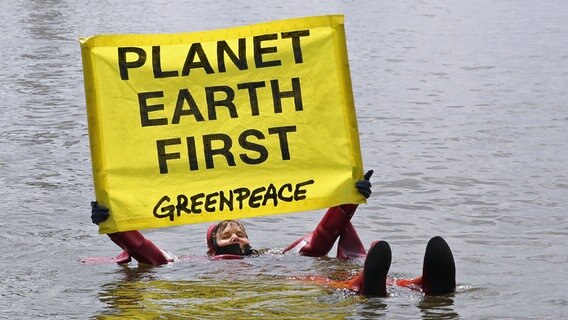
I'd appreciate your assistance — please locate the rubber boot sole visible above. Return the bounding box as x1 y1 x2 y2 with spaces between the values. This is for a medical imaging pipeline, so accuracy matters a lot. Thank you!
362 241 392 297
422 236 456 295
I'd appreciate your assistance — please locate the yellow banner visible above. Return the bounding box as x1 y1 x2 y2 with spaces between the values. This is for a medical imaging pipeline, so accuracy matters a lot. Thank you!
80 15 364 234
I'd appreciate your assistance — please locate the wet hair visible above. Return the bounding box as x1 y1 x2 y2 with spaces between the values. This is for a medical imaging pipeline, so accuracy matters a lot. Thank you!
207 220 250 255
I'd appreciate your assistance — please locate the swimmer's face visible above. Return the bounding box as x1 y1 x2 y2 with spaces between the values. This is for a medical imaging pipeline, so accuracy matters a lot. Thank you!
215 221 250 250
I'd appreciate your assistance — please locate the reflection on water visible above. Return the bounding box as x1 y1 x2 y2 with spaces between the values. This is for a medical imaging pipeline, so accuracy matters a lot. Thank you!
94 255 463 319
418 295 458 320
97 262 355 319
1 0 567 319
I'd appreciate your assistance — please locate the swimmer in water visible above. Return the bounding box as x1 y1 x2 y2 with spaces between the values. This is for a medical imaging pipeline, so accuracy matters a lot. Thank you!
87 170 456 296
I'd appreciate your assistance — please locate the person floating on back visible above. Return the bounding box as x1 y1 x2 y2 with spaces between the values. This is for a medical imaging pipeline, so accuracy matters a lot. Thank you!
86 170 456 296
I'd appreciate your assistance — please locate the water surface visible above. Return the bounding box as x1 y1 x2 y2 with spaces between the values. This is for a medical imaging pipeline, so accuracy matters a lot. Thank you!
1 0 567 319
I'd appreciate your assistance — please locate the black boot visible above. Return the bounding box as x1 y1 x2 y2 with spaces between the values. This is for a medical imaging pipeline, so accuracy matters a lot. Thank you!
361 240 392 297
422 236 456 295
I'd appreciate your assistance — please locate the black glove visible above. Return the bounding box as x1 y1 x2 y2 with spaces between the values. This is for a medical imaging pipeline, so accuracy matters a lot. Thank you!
355 170 374 198
91 201 110 225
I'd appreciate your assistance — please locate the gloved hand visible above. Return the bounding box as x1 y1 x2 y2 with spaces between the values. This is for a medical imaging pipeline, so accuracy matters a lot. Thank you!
91 201 110 225
355 170 374 198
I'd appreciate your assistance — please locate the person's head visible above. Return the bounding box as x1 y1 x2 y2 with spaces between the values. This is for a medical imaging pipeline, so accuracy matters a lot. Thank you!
207 220 255 256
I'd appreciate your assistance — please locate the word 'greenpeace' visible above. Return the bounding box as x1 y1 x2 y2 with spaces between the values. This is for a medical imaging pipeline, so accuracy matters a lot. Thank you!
153 179 315 221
